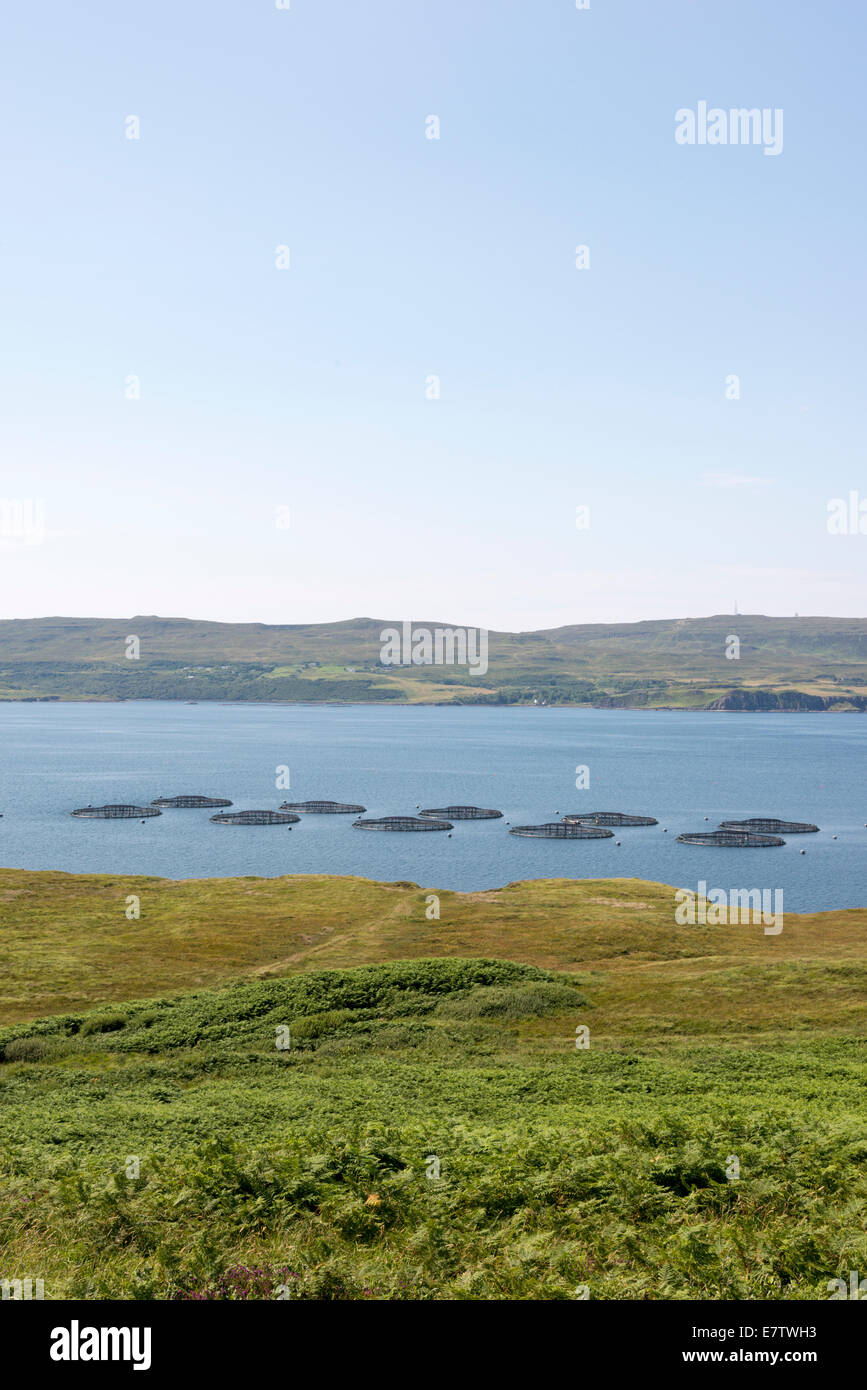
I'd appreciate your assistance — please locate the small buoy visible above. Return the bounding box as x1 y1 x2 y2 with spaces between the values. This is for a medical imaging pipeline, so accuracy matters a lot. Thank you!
799 848 805 854
832 835 837 840
704 816 709 821
615 840 621 846
663 828 668 833
447 833 452 838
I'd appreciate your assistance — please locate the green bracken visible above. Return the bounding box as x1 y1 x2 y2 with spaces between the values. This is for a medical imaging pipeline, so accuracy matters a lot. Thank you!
0 942 864 1301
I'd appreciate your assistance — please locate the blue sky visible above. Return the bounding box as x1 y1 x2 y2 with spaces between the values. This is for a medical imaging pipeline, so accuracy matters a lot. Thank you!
1 0 864 628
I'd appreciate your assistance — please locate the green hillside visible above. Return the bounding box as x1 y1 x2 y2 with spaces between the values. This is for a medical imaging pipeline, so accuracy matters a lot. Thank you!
1 613 866 708
0 871 864 1300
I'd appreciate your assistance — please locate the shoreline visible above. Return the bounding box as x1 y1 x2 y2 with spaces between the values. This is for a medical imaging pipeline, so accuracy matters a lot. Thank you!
0 863 862 915
1 696 863 714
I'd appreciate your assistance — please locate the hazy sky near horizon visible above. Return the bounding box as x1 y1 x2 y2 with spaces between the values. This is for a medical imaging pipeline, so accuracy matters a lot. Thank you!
1 0 865 630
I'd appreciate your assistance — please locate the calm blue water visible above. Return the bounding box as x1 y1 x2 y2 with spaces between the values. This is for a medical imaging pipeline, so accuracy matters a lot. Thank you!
0 702 864 911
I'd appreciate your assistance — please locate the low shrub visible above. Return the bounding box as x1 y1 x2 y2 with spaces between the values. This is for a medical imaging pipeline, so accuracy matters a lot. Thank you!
2 1036 54 1062
80 1013 127 1037
289 1009 359 1040
435 981 584 1021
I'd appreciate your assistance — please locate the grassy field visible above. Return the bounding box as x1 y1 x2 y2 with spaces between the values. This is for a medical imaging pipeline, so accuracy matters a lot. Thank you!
0 871 864 1300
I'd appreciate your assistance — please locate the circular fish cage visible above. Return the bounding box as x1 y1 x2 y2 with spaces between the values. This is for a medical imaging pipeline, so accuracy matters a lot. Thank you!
352 816 453 832
71 804 161 819
210 810 299 826
562 811 658 827
718 818 819 835
418 806 502 820
509 822 614 839
677 830 785 847
152 795 233 809
279 801 367 814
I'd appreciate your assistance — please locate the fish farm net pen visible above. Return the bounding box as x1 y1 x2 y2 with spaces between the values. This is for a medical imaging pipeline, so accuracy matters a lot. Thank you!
152 796 233 808
718 818 819 834
279 801 367 813
677 830 786 847
210 810 300 825
352 816 453 831
418 806 503 819
71 805 161 819
509 823 614 839
562 811 658 826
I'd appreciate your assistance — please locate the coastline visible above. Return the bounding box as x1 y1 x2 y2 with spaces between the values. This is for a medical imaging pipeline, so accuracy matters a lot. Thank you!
2 695 863 713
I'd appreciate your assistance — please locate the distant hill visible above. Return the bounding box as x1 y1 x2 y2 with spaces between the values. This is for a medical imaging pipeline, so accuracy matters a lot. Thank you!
0 613 865 709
